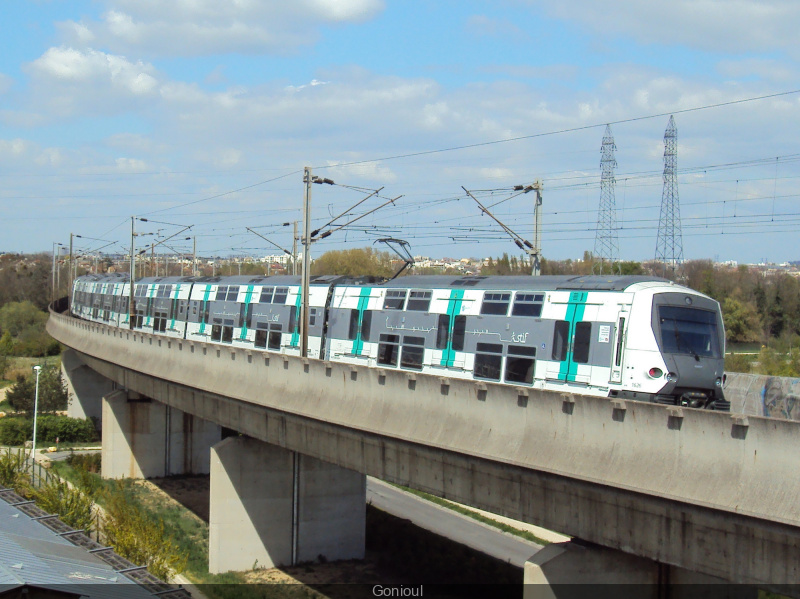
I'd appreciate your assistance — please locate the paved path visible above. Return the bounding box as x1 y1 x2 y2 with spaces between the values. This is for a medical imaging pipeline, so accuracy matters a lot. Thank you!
367 478 546 568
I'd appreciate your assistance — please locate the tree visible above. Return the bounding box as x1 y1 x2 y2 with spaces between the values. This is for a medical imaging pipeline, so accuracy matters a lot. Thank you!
0 301 59 357
311 248 394 277
721 298 761 343
5 367 68 414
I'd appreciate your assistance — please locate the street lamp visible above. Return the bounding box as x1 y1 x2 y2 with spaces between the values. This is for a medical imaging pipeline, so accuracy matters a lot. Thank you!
30 366 42 469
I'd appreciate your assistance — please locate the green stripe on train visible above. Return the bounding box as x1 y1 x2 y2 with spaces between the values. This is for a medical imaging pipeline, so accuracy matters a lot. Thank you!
440 289 464 367
351 287 372 356
198 285 212 335
169 284 181 331
558 291 588 382
240 285 255 340
290 288 302 347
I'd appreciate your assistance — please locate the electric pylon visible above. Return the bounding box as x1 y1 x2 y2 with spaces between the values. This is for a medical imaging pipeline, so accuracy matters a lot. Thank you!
654 115 683 278
593 124 620 274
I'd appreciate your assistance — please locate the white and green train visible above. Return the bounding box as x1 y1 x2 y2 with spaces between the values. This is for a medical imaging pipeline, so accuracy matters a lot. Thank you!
71 273 729 410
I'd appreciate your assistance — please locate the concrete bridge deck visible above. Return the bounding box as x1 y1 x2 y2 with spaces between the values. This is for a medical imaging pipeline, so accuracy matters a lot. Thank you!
47 310 800 590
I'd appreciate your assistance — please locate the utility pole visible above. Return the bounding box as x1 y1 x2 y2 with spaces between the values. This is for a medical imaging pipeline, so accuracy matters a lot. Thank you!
292 221 298 275
51 243 59 306
301 167 313 358
129 217 135 329
193 237 197 276
68 233 74 297
530 180 543 276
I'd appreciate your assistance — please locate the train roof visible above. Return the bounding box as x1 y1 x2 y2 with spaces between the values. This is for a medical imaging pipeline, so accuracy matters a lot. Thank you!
74 273 670 292
372 274 670 292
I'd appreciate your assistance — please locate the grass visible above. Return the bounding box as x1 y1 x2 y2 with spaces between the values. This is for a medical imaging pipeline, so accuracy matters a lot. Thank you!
50 461 525 598
393 484 555 548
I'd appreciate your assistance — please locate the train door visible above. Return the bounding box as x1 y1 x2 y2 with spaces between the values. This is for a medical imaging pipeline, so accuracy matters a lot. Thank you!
609 308 629 384
435 289 467 370
547 291 599 384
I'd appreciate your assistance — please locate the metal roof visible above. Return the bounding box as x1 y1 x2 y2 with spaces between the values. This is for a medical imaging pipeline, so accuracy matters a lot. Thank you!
0 488 188 598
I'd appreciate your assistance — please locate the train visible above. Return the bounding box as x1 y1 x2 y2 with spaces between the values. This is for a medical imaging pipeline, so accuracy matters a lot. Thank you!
70 272 729 410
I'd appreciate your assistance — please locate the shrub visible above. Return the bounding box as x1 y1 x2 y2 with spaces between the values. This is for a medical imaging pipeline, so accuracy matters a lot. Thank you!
0 448 29 488
0 416 98 446
66 452 101 473
36 415 98 444
32 478 95 532
0 417 31 445
102 481 187 581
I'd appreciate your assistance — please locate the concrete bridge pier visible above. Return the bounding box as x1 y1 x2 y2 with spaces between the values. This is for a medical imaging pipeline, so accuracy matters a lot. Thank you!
208 436 366 573
101 389 222 479
62 349 114 422
524 541 756 599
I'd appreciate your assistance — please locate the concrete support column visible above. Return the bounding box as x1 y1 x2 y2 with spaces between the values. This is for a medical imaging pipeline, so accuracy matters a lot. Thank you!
209 436 366 573
62 349 114 422
101 390 221 479
524 541 756 599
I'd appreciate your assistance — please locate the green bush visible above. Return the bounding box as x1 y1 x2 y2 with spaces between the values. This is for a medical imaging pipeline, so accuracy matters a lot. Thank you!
36 415 98 444
0 416 98 445
0 417 31 445
66 452 101 473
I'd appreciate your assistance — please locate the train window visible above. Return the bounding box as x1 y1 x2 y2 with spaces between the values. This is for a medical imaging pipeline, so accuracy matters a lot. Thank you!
401 336 425 370
481 293 511 316
259 287 274 303
573 322 592 364
227 286 239 301
215 286 227 301
614 318 626 366
407 290 432 311
362 310 372 341
288 306 297 335
378 334 400 367
505 346 536 384
658 306 720 358
552 321 569 361
348 309 359 340
222 326 233 344
268 324 282 350
436 314 450 349
211 321 222 341
384 290 407 310
512 293 545 317
452 316 466 351
255 329 267 349
309 308 317 327
242 303 252 329
474 343 503 381
274 287 289 305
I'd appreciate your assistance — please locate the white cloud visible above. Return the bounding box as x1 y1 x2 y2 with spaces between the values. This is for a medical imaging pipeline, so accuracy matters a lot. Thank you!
58 0 385 56
29 47 158 96
115 157 148 171
465 15 525 40
527 0 800 54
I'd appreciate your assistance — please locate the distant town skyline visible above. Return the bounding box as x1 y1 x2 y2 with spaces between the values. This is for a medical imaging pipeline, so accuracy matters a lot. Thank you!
1 2 798 263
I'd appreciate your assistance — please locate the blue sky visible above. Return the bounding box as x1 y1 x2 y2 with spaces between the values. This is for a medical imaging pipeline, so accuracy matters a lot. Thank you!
1 0 799 264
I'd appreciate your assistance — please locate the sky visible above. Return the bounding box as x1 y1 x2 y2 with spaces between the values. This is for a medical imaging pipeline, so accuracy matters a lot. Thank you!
1 0 799 265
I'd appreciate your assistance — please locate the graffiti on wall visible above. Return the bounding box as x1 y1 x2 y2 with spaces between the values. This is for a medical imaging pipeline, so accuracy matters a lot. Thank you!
762 377 800 420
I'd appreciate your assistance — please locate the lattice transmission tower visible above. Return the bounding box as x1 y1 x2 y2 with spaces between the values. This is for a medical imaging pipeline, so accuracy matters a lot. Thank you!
654 115 684 278
593 124 620 274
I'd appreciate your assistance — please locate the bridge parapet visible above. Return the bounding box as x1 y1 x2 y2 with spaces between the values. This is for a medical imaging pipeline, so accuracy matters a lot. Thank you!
48 310 800 588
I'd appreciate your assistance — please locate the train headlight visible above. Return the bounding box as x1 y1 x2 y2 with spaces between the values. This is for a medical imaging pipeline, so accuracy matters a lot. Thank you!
715 377 722 387
667 372 678 382
647 367 663 378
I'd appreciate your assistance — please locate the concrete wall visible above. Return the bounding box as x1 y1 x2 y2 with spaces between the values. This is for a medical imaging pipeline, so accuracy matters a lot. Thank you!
209 436 365 573
102 389 221 479
47 312 800 590
725 371 800 420
524 542 756 599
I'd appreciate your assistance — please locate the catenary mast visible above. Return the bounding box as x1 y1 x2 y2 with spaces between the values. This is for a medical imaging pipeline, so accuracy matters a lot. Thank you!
654 115 684 278
593 125 620 274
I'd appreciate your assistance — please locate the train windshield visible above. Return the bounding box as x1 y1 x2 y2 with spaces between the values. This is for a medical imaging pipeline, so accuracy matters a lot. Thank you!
658 306 721 358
